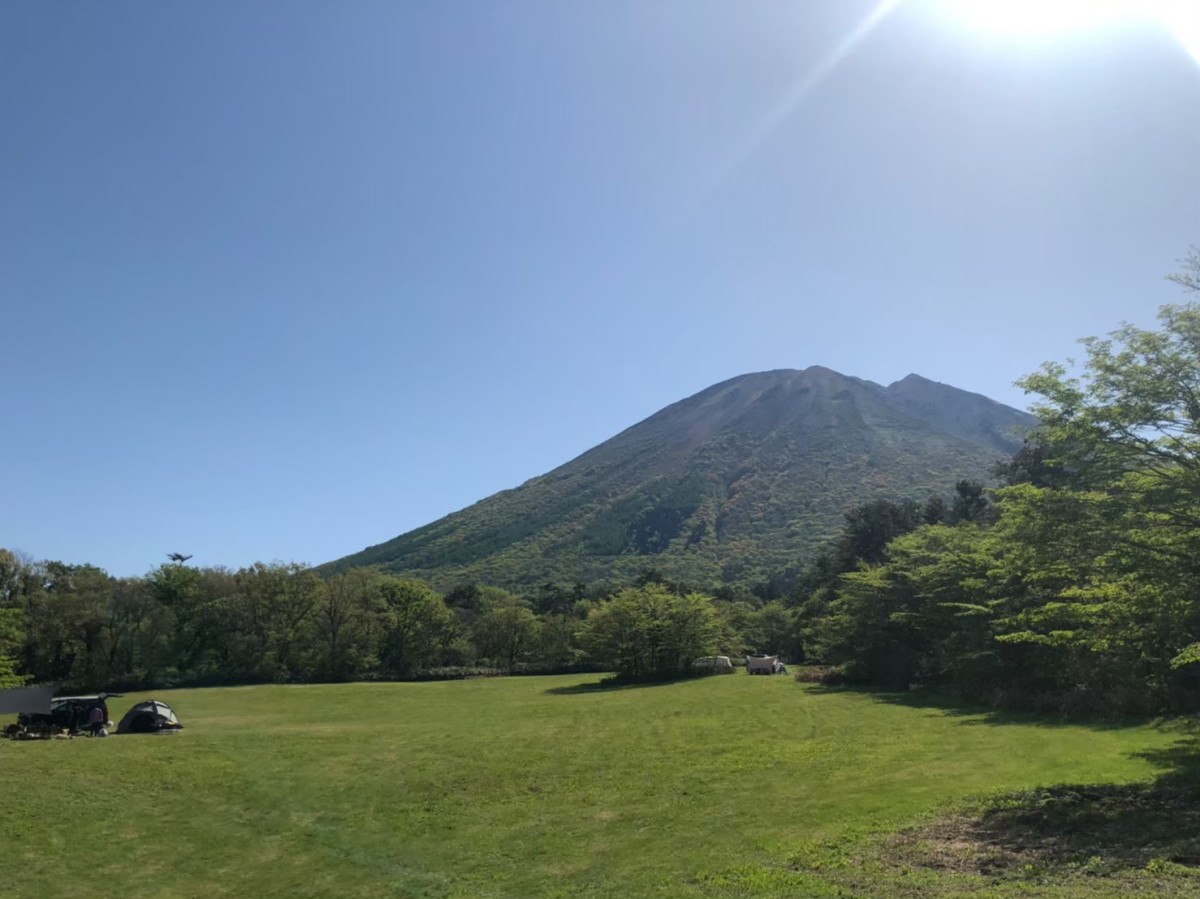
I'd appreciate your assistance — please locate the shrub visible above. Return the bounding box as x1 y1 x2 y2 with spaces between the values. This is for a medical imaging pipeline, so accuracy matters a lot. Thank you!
407 667 504 682
794 665 854 686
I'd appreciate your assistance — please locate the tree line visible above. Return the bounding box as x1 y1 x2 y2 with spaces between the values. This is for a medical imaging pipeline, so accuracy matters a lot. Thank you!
0 549 802 691
6 260 1200 713
793 261 1200 713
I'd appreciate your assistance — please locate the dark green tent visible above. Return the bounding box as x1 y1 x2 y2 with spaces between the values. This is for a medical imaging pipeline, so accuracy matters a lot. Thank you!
116 700 183 734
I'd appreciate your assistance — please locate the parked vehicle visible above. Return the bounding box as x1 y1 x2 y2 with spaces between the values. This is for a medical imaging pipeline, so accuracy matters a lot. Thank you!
692 655 736 674
17 693 121 733
746 655 787 675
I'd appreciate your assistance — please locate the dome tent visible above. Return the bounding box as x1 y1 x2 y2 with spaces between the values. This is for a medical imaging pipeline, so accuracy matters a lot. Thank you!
116 700 183 734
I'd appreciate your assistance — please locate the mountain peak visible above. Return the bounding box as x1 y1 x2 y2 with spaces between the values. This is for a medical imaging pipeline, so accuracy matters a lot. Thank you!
328 370 1035 588
884 373 1032 453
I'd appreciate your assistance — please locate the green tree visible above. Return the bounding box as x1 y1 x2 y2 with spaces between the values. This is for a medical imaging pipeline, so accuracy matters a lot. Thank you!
1018 292 1200 515
377 577 461 677
472 590 541 670
577 585 721 679
1013 280 1200 704
16 561 115 688
146 561 206 681
949 480 991 524
0 550 32 686
743 601 802 661
819 524 998 690
0 607 26 687
223 563 323 682
105 575 173 687
315 569 378 680
987 478 1199 707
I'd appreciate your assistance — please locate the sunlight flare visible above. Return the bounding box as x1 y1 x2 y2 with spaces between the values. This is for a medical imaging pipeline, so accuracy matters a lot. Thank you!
1158 0 1200 65
945 0 1200 65
947 0 1131 35
714 0 904 182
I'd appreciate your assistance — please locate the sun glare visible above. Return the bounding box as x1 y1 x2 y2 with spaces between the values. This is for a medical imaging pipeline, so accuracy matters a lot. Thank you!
950 0 1130 35
1158 1 1200 65
946 0 1200 64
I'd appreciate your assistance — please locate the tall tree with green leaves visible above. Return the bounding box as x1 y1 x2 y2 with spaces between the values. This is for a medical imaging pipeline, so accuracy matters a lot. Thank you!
0 549 30 686
220 562 323 682
577 585 722 679
472 589 541 670
377 576 462 677
0 607 25 687
817 524 997 689
315 568 390 680
1012 266 1200 703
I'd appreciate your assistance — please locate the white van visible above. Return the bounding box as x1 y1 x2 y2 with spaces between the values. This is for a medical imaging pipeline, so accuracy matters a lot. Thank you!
692 655 736 674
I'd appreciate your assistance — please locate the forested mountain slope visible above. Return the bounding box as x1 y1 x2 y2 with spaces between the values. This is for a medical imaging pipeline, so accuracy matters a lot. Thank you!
328 367 1034 588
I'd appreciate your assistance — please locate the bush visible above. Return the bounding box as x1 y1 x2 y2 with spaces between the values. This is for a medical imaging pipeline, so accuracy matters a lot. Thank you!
407 667 504 682
507 661 608 677
794 665 854 686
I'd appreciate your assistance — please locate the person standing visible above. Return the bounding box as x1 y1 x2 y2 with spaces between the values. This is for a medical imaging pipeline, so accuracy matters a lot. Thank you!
87 704 105 737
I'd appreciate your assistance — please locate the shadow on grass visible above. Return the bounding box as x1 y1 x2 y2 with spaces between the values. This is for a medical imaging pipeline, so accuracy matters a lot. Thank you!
802 683 1195 732
544 676 705 696
890 740 1200 878
801 679 1200 876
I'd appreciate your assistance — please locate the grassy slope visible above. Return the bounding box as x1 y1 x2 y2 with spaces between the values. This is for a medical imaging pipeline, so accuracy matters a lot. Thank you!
1 675 1194 898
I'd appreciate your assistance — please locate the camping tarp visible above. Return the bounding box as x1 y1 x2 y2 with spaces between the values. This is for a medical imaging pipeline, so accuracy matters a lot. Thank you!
0 686 56 716
746 655 779 673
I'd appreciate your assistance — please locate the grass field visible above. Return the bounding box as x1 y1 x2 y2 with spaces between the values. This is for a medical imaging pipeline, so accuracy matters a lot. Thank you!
2 673 1198 898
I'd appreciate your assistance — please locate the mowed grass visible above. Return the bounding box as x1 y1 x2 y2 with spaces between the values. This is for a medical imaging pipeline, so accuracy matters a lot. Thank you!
1 674 1196 898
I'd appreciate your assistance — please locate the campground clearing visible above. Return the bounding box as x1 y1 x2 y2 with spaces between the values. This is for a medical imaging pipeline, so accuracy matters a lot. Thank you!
2 673 1197 898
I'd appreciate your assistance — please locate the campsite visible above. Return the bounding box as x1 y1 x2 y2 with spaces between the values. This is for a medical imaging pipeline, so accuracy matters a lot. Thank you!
0 688 182 739
5 1 1200 897
2 673 1198 898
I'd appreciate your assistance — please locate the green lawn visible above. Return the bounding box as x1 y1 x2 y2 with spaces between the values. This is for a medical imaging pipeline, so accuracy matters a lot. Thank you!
2 674 1196 898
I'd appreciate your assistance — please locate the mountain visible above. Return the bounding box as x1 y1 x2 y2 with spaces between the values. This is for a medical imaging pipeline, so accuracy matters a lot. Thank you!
327 368 1035 589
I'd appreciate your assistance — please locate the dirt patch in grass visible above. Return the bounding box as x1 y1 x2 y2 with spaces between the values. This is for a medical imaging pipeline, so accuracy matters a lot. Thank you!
889 782 1200 878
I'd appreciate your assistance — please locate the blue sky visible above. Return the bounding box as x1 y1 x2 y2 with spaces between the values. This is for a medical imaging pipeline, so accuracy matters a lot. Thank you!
3 1 1197 576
